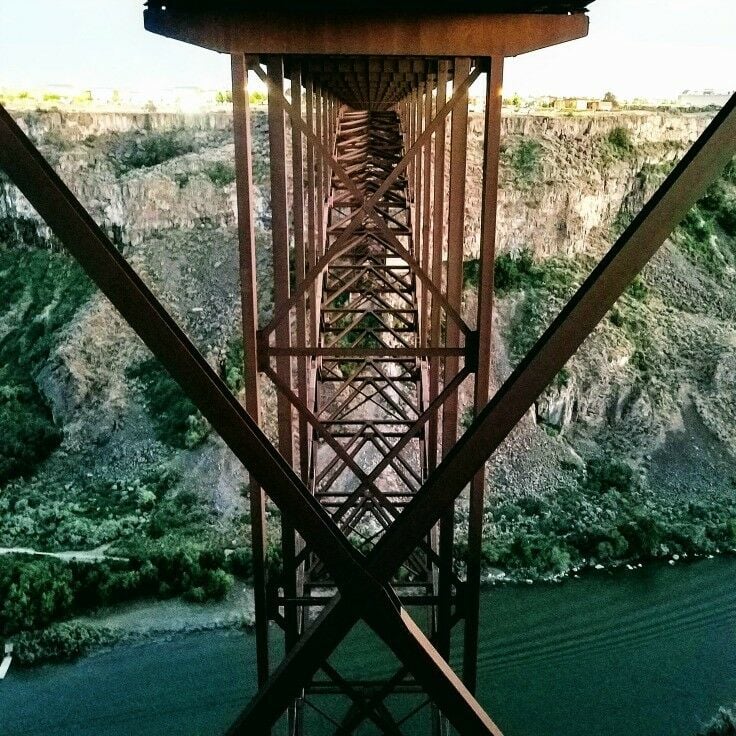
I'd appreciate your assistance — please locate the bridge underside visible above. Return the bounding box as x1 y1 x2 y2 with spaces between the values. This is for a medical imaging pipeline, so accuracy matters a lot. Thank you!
145 8 593 733
0 3 734 735
231 52 506 734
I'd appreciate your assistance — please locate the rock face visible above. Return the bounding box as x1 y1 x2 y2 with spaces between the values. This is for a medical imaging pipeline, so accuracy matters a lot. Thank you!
465 111 712 259
17 110 233 143
1 106 732 510
2 108 714 259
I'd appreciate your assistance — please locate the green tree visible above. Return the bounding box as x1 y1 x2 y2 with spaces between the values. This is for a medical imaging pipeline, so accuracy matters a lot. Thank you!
603 91 619 108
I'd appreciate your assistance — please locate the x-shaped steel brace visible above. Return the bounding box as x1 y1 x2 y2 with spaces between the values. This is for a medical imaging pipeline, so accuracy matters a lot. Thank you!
223 94 736 732
1 92 734 735
0 103 500 736
255 59 479 342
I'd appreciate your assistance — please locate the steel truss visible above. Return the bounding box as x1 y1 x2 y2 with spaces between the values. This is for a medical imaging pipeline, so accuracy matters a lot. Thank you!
1 5 735 735
250 55 492 733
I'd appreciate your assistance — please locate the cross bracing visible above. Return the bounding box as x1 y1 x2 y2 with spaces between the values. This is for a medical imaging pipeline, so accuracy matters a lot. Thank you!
1 3 735 734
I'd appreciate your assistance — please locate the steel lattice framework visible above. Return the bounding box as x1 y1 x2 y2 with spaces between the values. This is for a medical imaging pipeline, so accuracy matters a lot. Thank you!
1 2 735 735
245 54 494 732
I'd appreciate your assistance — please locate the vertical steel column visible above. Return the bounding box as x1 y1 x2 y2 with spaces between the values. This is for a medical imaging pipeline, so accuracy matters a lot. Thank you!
305 75 319 349
322 91 330 219
267 57 299 668
315 87 325 258
414 81 425 259
231 53 270 690
437 57 471 660
420 75 434 348
463 57 504 693
291 69 310 484
288 73 309 733
427 60 448 474
408 88 416 209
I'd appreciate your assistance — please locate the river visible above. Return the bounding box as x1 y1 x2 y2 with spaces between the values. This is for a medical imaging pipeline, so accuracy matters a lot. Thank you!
3 557 736 736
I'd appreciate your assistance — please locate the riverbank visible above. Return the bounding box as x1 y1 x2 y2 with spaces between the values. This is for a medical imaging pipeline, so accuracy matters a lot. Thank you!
6 544 732 669
5 453 736 668
474 457 736 584
5 556 736 736
8 582 255 667
484 549 728 586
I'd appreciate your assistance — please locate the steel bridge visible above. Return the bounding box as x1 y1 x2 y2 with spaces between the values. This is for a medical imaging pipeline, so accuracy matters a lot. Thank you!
1 2 735 734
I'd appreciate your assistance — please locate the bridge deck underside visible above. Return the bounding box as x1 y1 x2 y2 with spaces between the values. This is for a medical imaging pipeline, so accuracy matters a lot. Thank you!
280 105 448 732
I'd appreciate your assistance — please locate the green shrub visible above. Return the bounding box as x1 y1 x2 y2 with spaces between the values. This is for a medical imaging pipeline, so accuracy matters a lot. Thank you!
0 383 61 482
0 245 93 481
0 466 178 551
552 366 570 389
127 358 209 448
609 308 624 327
676 207 722 276
110 130 195 175
0 542 241 636
507 138 543 186
494 250 579 298
228 547 253 578
700 181 736 236
717 207 736 237
674 165 736 277
13 623 118 666
584 457 635 495
723 158 736 186
608 126 634 155
493 251 583 365
631 349 654 376
0 558 75 633
462 258 481 290
0 215 54 249
477 456 736 580
676 205 724 277
494 251 538 295
203 161 236 187
626 274 649 301
221 337 245 393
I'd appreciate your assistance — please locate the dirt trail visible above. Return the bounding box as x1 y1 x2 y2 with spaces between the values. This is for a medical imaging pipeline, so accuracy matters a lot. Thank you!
0 544 126 562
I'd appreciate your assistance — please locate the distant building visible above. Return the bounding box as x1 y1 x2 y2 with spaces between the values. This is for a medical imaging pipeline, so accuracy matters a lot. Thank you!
677 90 731 108
553 97 588 111
534 95 555 108
551 97 612 112
587 100 613 112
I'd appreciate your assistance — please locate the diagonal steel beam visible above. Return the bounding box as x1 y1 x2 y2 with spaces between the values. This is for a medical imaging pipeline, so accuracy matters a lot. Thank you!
227 593 503 736
226 92 736 729
258 62 481 338
370 93 736 579
0 103 500 736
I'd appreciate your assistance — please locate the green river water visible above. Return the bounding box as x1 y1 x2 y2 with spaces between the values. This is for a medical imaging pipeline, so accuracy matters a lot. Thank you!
3 557 736 735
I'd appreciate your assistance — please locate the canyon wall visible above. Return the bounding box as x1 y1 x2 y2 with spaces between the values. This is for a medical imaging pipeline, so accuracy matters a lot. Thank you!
2 108 714 258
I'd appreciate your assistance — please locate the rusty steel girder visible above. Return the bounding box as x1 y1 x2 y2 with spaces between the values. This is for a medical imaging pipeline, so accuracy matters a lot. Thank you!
2 6 735 731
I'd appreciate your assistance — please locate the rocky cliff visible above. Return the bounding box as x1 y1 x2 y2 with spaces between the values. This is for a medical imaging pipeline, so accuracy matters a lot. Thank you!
0 106 732 531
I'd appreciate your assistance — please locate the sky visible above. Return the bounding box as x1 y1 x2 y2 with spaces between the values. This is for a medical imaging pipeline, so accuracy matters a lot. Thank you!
0 0 734 100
